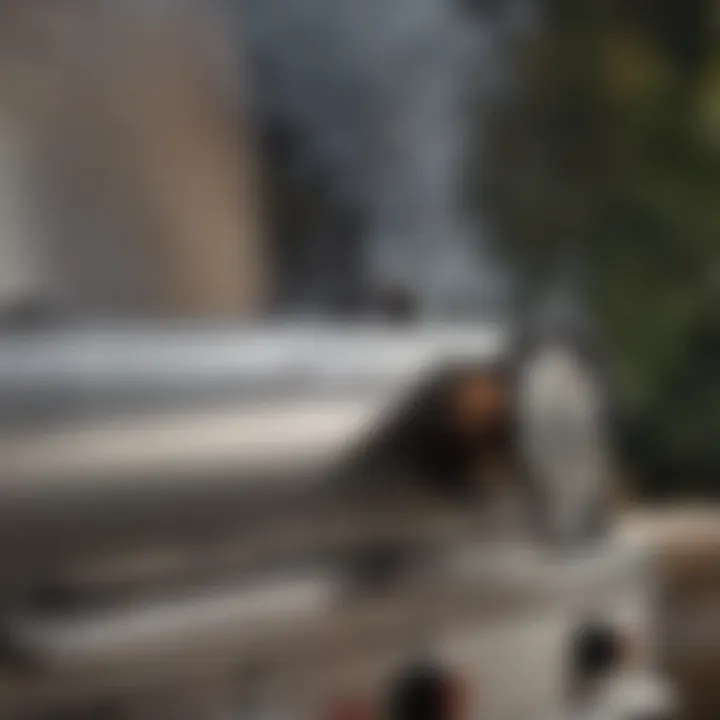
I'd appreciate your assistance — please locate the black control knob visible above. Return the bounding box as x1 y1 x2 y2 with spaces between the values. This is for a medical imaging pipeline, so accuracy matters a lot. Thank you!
388 661 464 720
572 621 623 681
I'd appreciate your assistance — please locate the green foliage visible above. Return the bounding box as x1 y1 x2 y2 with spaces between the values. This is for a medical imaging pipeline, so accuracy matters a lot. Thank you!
475 0 720 496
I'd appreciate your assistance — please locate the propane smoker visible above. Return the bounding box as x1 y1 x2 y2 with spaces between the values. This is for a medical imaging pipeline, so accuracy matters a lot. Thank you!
0 320 673 719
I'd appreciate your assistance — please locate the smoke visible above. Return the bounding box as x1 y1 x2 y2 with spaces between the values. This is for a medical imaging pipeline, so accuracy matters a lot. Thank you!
237 0 534 316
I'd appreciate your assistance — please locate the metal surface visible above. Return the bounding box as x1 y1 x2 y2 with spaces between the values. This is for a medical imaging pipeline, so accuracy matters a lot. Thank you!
0 538 657 718
0 322 506 593
0 322 504 424
0 321 672 719
0 396 385 489
9 542 639 670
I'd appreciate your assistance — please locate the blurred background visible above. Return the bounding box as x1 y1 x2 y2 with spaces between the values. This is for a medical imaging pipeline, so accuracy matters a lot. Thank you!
0 0 716 501
0 0 717 717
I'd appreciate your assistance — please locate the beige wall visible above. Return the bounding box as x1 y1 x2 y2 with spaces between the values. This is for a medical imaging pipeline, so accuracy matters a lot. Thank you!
0 114 49 308
0 2 265 319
